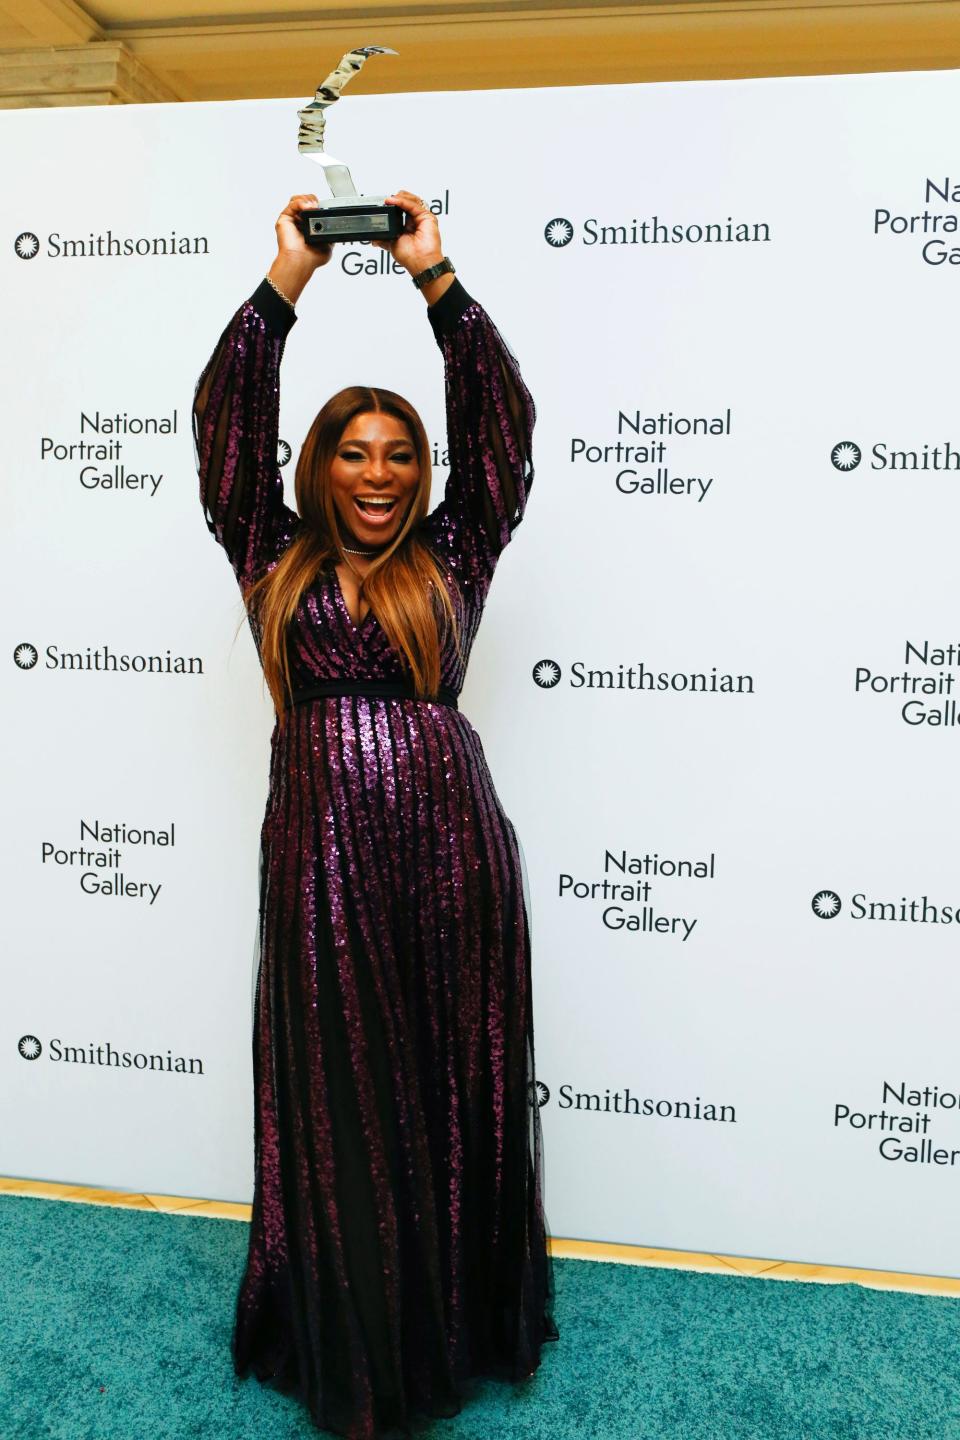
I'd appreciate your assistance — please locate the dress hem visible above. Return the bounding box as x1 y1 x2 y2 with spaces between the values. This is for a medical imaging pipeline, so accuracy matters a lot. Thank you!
234 1318 559 1440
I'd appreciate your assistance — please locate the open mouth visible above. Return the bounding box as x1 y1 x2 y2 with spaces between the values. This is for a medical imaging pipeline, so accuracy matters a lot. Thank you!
354 496 399 522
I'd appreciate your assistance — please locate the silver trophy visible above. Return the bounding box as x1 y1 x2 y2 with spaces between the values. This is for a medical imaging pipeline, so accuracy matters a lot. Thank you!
297 46 405 246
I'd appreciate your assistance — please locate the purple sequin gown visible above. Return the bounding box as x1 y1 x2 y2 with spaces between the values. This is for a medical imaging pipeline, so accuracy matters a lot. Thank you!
194 277 557 1439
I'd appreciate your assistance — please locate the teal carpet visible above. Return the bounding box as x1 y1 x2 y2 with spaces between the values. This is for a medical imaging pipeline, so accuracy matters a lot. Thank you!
2 1193 959 1439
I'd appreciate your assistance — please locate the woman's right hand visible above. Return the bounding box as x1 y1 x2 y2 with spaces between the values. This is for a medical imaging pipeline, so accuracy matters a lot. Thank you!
268 194 332 305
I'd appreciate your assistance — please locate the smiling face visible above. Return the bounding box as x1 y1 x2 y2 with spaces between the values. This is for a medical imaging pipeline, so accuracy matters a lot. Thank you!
328 410 421 548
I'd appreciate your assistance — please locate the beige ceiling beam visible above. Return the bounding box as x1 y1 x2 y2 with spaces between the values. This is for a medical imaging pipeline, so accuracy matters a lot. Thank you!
0 0 102 46
0 0 958 105
0 42 183 107
107 1 960 101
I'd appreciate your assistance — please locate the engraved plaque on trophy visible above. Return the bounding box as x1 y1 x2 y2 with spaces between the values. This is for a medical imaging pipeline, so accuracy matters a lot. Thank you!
297 46 405 246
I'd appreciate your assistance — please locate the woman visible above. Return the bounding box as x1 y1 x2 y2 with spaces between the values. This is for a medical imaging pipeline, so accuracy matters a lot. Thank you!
193 190 558 1439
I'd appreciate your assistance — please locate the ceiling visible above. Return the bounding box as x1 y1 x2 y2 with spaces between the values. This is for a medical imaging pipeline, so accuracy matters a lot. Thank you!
0 0 957 104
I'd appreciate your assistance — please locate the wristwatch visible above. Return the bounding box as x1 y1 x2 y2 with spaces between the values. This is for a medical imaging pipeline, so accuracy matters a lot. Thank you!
412 257 455 290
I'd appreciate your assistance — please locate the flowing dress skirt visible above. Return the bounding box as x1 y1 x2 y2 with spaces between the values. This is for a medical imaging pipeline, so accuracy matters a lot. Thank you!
232 694 557 1439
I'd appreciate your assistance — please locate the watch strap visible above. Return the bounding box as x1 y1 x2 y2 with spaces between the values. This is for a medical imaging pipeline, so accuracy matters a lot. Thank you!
412 257 455 290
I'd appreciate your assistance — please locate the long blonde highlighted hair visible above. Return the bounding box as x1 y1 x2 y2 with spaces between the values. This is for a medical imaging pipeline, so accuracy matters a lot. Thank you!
243 386 460 729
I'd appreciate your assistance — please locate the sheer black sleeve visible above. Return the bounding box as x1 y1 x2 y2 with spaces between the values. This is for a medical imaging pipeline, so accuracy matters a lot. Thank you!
423 279 535 590
193 279 303 590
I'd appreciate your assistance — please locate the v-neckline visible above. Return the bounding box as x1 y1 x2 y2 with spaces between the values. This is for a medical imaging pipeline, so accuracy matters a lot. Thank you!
332 565 375 633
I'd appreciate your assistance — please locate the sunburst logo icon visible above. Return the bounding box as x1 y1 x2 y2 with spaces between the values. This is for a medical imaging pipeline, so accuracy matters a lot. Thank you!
831 441 861 471
812 890 842 919
532 659 561 689
529 1080 550 1107
277 439 292 467
544 218 574 248
13 642 38 669
18 1035 42 1061
14 232 40 260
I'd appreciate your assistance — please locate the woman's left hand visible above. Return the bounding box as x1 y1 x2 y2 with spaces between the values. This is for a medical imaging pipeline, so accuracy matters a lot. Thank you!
374 190 443 274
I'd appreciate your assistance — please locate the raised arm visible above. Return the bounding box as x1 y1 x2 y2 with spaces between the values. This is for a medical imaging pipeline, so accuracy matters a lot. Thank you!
375 190 535 587
427 279 535 583
192 194 331 591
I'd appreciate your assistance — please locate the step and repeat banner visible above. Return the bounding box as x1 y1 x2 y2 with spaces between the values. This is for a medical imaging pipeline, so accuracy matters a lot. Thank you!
4 69 960 1277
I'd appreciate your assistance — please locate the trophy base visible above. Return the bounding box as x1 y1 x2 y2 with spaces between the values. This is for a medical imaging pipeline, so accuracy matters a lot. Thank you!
300 200 405 245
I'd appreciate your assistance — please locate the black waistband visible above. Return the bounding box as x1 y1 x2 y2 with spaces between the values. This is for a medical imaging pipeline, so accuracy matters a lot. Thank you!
287 680 459 711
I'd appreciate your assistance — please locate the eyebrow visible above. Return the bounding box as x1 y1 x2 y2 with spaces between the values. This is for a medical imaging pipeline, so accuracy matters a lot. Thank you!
338 437 414 447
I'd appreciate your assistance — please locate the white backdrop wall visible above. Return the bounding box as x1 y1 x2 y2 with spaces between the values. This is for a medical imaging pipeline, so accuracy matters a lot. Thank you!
5 70 960 1277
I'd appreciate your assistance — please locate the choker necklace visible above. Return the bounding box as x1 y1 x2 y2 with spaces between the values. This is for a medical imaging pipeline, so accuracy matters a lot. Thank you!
341 542 385 558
